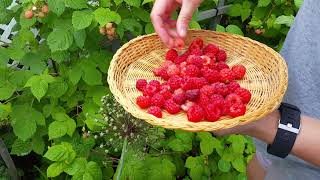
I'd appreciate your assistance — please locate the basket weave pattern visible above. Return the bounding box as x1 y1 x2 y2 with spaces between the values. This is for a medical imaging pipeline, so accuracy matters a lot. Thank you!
108 30 288 132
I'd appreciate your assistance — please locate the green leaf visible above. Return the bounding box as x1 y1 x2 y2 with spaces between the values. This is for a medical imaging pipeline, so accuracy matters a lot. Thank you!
146 157 176 180
197 132 214 155
0 48 9 68
47 78 68 98
227 135 246 154
114 0 124 6
20 12 36 28
226 25 244 36
86 86 108 105
48 0 65 16
189 21 201 29
116 24 125 38
93 8 109 26
44 142 75 162
185 156 204 180
64 157 86 175
100 0 112 7
275 15 295 27
65 118 76 136
51 51 70 63
0 0 11 9
122 18 143 36
252 7 268 19
124 0 141 7
65 0 88 9
0 103 11 120
249 17 263 28
142 0 153 5
47 162 65 177
47 29 74 52
74 30 87 48
48 121 68 139
228 4 242 17
81 64 102 86
25 76 48 101
86 161 102 180
218 159 231 172
232 157 246 173
0 83 16 100
241 8 251 22
69 64 83 85
11 139 32 156
11 105 37 141
132 7 150 22
216 25 225 32
8 70 33 91
258 0 271 7
72 10 94 30
237 173 248 180
20 53 47 74
294 0 303 8
145 23 155 34
168 130 193 152
31 135 45 155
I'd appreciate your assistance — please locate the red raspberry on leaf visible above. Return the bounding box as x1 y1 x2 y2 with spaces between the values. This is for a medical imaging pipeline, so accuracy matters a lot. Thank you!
148 106 162 118
166 49 178 61
136 96 151 109
187 104 205 122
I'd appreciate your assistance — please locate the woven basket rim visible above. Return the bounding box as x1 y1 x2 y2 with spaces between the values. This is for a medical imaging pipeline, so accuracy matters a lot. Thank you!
107 30 288 132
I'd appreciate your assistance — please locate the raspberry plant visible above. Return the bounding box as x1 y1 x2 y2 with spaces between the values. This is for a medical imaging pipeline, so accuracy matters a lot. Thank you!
0 0 301 179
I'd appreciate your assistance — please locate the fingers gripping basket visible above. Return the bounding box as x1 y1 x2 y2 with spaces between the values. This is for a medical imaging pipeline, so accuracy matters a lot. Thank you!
107 30 288 132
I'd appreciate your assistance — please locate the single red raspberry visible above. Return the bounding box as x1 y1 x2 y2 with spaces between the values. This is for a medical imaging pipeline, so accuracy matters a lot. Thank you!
151 93 165 107
201 68 221 83
143 84 159 96
181 101 195 112
189 48 202 56
197 94 210 106
232 65 246 79
181 77 207 90
228 103 246 117
166 49 178 61
149 80 160 89
204 104 221 122
162 60 174 67
153 67 169 80
164 99 181 114
227 81 240 93
201 55 211 66
216 50 227 62
200 85 215 97
159 88 172 100
203 44 219 55
210 94 224 103
210 94 228 114
136 96 151 109
173 92 187 105
216 62 229 70
185 89 200 101
174 53 189 64
235 88 252 104
168 75 182 90
136 79 147 91
220 68 235 83
185 65 200 77
187 104 205 122
167 64 180 77
189 38 204 50
148 106 162 118
203 53 216 64
186 55 204 68
212 82 229 96
225 93 242 105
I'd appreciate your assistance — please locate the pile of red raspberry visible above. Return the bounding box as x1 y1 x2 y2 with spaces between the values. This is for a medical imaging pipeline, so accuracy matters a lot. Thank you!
135 38 251 122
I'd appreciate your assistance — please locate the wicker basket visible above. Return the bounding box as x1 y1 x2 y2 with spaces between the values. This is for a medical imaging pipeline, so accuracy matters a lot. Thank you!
107 30 288 132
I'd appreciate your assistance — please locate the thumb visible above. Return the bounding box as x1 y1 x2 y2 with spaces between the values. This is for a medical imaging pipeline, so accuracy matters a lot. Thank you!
177 0 201 38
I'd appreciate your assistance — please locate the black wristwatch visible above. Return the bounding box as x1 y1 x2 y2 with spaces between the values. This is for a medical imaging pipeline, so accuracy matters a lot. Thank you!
267 103 301 158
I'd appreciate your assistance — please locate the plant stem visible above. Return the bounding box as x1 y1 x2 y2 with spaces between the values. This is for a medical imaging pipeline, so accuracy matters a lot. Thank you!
116 137 128 180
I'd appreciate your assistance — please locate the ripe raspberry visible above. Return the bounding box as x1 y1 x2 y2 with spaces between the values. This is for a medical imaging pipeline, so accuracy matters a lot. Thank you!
204 104 221 122
136 96 151 109
168 75 182 90
225 93 242 105
159 88 172 100
174 53 189 64
198 94 210 106
212 83 229 96
167 64 180 77
24 10 33 19
181 101 195 112
189 48 202 56
164 99 181 114
203 44 219 55
173 92 187 105
216 62 229 70
185 89 200 101
182 77 208 90
151 93 165 107
232 65 246 79
203 53 216 64
136 79 147 91
227 81 240 93
149 80 161 89
166 49 178 61
153 67 169 80
201 67 220 83
235 88 252 104
143 84 159 96
210 94 224 103
216 50 227 62
186 55 204 68
187 104 205 122
189 38 204 50
185 65 200 77
220 68 235 83
148 106 162 118
200 85 215 97
162 60 174 68
228 103 246 117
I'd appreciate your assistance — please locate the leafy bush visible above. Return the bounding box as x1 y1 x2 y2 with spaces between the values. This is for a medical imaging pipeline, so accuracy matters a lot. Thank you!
0 0 301 179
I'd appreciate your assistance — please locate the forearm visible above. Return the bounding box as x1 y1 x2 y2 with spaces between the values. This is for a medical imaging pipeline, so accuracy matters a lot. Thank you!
245 111 320 166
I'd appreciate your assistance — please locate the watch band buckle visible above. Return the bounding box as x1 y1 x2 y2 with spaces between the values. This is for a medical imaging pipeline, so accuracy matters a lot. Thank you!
278 119 300 134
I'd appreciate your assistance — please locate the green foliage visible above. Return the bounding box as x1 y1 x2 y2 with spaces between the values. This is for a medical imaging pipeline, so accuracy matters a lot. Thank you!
0 0 299 179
